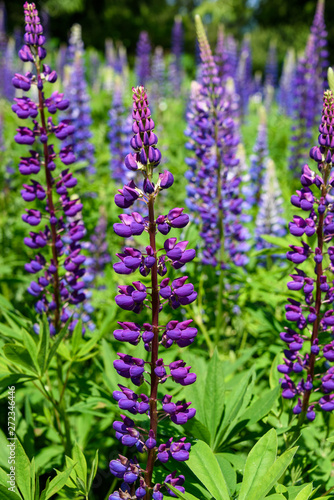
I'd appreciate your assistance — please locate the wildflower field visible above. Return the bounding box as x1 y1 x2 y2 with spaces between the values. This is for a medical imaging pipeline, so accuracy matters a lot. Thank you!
1 0 334 499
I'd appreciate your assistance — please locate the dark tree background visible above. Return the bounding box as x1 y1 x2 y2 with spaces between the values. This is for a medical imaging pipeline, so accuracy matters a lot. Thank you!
3 0 334 72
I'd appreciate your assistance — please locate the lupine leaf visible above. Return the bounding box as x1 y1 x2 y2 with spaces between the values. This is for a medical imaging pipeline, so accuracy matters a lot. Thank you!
247 447 298 500
238 386 279 426
87 450 98 492
293 483 313 500
185 440 230 500
72 443 87 490
44 465 75 499
15 436 32 500
3 344 37 374
204 348 225 446
0 485 21 500
71 320 83 356
264 495 286 500
215 454 236 495
21 329 39 373
37 319 49 375
167 484 201 500
238 429 277 500
46 324 69 368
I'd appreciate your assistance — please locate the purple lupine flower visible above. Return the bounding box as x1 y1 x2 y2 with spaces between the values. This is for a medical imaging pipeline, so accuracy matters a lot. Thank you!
243 107 268 209
279 89 334 421
135 31 151 87
109 86 196 498
13 2 87 334
64 24 95 175
169 16 183 96
108 79 133 184
184 16 249 268
255 158 286 252
236 34 253 118
278 49 296 117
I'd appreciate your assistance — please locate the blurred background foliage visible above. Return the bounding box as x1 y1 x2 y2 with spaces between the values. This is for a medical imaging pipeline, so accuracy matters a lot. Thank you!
3 0 334 73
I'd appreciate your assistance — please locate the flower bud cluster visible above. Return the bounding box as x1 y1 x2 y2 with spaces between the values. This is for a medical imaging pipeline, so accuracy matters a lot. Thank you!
109 86 196 499
13 2 87 334
279 90 334 420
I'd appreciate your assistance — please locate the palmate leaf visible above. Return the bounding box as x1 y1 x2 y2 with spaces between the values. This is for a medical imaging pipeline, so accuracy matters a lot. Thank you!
167 484 201 500
238 429 277 500
238 429 298 500
185 440 230 500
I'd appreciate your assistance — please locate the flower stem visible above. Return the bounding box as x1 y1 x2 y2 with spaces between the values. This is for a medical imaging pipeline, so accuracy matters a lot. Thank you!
36 61 61 331
144 194 159 498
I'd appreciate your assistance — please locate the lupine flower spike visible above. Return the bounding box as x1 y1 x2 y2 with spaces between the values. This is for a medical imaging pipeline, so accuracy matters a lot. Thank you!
185 16 249 268
135 31 151 87
13 2 86 335
109 86 197 498
279 89 334 421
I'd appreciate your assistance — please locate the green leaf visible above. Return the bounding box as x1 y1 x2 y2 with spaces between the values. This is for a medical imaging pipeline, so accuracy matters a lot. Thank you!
186 440 230 500
238 429 278 500
167 484 201 500
3 344 37 374
44 465 75 499
204 349 225 446
46 323 69 369
76 327 105 359
71 320 83 356
293 483 313 500
215 454 236 495
270 353 283 390
248 447 298 500
215 369 253 449
72 443 87 490
87 450 98 492
328 67 334 95
239 386 279 426
0 485 21 500
21 329 39 373
37 319 49 375
184 419 211 444
264 495 286 500
15 437 32 500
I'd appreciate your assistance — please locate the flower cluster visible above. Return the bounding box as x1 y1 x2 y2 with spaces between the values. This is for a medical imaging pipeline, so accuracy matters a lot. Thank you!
13 2 86 334
109 86 197 499
279 90 334 420
184 16 249 268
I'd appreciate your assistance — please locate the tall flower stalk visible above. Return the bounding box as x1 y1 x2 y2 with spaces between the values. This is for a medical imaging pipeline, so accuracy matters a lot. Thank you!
135 31 151 87
279 89 334 425
109 86 197 499
12 2 86 335
185 16 249 269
